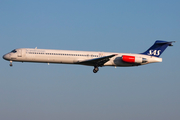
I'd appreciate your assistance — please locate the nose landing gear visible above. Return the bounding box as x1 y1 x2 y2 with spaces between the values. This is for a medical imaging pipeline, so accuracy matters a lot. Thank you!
10 61 13 67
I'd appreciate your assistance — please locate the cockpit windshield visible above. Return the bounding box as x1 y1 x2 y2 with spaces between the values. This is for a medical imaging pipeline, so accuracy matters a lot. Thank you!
11 49 17 53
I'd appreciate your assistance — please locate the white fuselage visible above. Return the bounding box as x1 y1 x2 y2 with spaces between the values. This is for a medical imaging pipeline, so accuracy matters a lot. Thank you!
3 48 162 67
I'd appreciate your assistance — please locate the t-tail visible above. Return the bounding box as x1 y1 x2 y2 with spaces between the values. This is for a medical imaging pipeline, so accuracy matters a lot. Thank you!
141 40 175 57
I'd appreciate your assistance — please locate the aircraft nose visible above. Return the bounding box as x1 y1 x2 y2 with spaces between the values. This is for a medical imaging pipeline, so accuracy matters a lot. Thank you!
3 54 10 60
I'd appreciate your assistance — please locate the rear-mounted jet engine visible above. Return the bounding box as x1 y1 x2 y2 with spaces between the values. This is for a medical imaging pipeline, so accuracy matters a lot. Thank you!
122 55 147 63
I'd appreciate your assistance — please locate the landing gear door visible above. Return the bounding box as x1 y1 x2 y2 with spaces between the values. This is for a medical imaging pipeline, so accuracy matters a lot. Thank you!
17 49 22 57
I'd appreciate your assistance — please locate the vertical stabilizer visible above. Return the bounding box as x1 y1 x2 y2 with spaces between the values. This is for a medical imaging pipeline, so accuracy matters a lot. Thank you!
141 40 175 57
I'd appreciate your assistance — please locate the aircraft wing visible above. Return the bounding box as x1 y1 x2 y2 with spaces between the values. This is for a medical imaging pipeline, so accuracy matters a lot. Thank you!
77 54 117 66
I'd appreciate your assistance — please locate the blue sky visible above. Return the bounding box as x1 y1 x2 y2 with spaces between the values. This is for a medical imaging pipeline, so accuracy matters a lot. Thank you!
0 0 180 120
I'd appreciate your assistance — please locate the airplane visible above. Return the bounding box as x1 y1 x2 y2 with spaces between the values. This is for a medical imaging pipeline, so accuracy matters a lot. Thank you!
3 40 175 73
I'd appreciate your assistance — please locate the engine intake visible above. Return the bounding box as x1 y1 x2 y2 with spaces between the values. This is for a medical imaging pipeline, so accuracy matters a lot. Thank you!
122 55 147 63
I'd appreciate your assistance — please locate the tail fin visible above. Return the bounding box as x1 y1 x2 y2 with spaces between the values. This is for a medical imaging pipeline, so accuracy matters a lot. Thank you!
141 40 175 57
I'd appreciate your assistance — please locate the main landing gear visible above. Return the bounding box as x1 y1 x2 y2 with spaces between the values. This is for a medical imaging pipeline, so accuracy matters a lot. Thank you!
10 61 13 67
93 66 99 73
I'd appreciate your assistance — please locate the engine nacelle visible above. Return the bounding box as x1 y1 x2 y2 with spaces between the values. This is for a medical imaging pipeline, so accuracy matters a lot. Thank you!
122 55 147 63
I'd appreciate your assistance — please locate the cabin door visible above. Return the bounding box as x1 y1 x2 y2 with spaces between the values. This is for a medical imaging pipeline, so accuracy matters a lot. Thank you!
17 49 22 57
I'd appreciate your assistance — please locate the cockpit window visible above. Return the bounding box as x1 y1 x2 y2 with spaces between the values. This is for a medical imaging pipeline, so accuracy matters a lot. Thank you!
11 49 17 53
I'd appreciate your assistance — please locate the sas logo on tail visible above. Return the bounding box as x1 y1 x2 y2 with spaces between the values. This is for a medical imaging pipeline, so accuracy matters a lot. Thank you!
148 50 161 56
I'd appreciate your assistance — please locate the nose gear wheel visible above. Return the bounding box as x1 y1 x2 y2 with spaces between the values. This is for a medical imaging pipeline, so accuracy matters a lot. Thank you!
10 61 13 67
